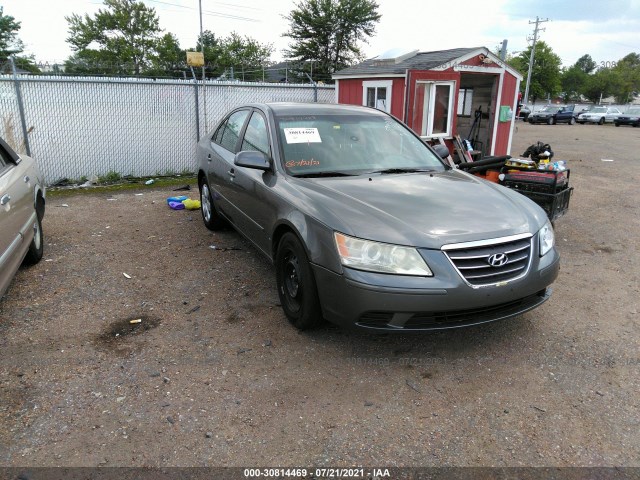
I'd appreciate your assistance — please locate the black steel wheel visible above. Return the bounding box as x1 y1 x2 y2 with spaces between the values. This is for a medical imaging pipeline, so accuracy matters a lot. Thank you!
199 178 226 231
275 232 323 330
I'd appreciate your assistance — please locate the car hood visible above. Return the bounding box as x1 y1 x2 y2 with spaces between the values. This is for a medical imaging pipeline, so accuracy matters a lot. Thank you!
288 170 547 248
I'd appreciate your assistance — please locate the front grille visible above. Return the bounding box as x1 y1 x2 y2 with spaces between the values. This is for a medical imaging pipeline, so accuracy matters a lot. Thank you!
443 236 532 286
357 290 550 330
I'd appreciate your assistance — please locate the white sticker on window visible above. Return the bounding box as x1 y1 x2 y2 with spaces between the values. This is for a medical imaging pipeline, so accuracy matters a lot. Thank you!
284 127 322 144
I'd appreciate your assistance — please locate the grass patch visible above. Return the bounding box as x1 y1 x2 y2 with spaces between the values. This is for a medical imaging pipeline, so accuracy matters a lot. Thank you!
47 175 198 198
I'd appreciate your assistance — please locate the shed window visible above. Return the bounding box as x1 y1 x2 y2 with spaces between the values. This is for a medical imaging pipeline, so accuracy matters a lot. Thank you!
457 88 473 116
412 81 455 138
362 80 393 113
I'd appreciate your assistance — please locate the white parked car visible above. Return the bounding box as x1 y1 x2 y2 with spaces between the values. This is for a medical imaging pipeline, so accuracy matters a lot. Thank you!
0 137 46 298
577 106 622 124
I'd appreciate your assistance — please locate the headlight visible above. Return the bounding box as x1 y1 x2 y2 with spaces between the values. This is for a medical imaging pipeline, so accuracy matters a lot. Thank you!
334 232 433 276
539 221 555 256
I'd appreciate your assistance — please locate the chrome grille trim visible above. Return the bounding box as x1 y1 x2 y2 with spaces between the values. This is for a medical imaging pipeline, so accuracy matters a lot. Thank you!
442 234 534 288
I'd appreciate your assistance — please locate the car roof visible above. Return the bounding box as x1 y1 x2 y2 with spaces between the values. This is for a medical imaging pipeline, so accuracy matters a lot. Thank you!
248 102 388 117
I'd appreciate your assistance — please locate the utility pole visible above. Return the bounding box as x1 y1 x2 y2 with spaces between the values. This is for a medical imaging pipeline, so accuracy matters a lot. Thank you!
523 16 549 106
199 0 208 133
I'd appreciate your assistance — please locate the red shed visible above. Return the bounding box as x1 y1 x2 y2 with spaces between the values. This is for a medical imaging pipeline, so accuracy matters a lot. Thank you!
332 47 523 158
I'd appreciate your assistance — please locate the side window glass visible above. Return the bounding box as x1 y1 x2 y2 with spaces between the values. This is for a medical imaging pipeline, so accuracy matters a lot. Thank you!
0 146 11 174
219 110 249 153
241 112 270 156
213 120 227 144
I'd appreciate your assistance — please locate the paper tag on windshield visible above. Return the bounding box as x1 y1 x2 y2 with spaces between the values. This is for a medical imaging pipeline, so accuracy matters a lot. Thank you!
284 127 322 144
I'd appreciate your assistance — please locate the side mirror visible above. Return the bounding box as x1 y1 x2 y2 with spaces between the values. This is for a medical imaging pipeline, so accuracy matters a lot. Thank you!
234 151 271 171
432 144 451 160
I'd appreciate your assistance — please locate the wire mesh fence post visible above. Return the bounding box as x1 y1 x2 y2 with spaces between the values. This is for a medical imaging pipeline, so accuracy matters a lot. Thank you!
190 66 201 141
304 73 318 102
10 57 31 156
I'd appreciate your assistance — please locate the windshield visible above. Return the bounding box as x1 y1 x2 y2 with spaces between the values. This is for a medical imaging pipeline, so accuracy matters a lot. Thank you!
592 107 607 113
626 108 640 115
540 106 562 113
275 113 445 176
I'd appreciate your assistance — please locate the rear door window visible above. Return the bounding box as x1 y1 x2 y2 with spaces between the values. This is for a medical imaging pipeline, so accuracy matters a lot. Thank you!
214 110 250 153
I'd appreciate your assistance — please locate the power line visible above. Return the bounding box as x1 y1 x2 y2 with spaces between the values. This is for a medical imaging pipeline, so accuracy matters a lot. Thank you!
142 0 258 22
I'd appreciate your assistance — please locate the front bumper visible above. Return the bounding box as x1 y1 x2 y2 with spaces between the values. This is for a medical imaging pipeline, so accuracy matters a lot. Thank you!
529 116 552 123
312 248 560 331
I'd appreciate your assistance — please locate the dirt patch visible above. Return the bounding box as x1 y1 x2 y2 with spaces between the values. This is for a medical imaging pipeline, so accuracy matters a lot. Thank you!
96 315 161 345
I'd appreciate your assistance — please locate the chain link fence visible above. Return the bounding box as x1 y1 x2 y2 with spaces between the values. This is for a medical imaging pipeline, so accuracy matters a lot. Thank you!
0 66 335 184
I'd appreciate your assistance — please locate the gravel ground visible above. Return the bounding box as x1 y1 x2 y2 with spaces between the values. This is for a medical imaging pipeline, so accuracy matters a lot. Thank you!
0 121 639 469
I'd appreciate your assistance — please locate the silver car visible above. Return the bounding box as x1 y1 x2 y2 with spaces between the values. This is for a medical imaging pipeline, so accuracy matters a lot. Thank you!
0 137 46 298
577 106 622 124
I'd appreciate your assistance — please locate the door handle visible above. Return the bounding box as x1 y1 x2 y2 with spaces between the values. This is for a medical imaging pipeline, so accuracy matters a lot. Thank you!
0 194 10 206
24 175 30 183
207 153 212 161
227 169 235 178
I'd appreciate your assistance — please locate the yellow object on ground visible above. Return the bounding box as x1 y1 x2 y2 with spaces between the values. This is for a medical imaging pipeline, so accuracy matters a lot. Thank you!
182 199 201 210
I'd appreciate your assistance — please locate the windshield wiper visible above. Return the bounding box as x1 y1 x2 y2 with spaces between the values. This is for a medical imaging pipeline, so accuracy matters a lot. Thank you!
292 171 358 178
366 167 437 174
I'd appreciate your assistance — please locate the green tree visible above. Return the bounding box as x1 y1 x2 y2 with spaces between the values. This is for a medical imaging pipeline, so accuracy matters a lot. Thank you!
561 66 587 102
509 41 562 104
611 53 640 103
219 32 273 80
560 54 596 102
65 0 162 75
0 6 23 59
147 33 185 77
195 30 273 81
0 7 40 73
582 68 616 104
575 54 596 74
283 0 381 82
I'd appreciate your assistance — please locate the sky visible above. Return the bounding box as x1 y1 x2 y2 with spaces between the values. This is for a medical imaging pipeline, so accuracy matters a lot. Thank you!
2 0 639 68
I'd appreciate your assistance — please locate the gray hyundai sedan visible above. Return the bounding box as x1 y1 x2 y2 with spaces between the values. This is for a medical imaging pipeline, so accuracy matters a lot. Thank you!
197 103 559 331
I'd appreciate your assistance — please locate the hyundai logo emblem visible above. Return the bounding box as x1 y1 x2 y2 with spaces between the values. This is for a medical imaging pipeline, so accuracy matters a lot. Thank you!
487 253 509 267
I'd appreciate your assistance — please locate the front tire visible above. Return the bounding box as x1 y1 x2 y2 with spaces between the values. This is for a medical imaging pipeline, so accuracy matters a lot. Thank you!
615 123 620 127
598 117 605 125
199 178 225 231
275 232 323 330
23 214 43 265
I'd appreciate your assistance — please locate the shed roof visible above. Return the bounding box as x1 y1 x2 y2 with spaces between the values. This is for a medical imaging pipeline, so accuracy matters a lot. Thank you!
333 47 480 77
332 46 530 81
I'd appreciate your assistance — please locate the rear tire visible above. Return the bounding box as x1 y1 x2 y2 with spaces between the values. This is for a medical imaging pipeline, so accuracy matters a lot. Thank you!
569 117 576 125
23 213 43 265
547 117 554 125
615 123 620 127
275 232 324 330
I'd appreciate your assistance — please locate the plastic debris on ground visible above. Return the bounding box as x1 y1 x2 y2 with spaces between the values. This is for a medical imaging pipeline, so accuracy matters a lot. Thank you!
166 195 200 210
145 179 155 185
